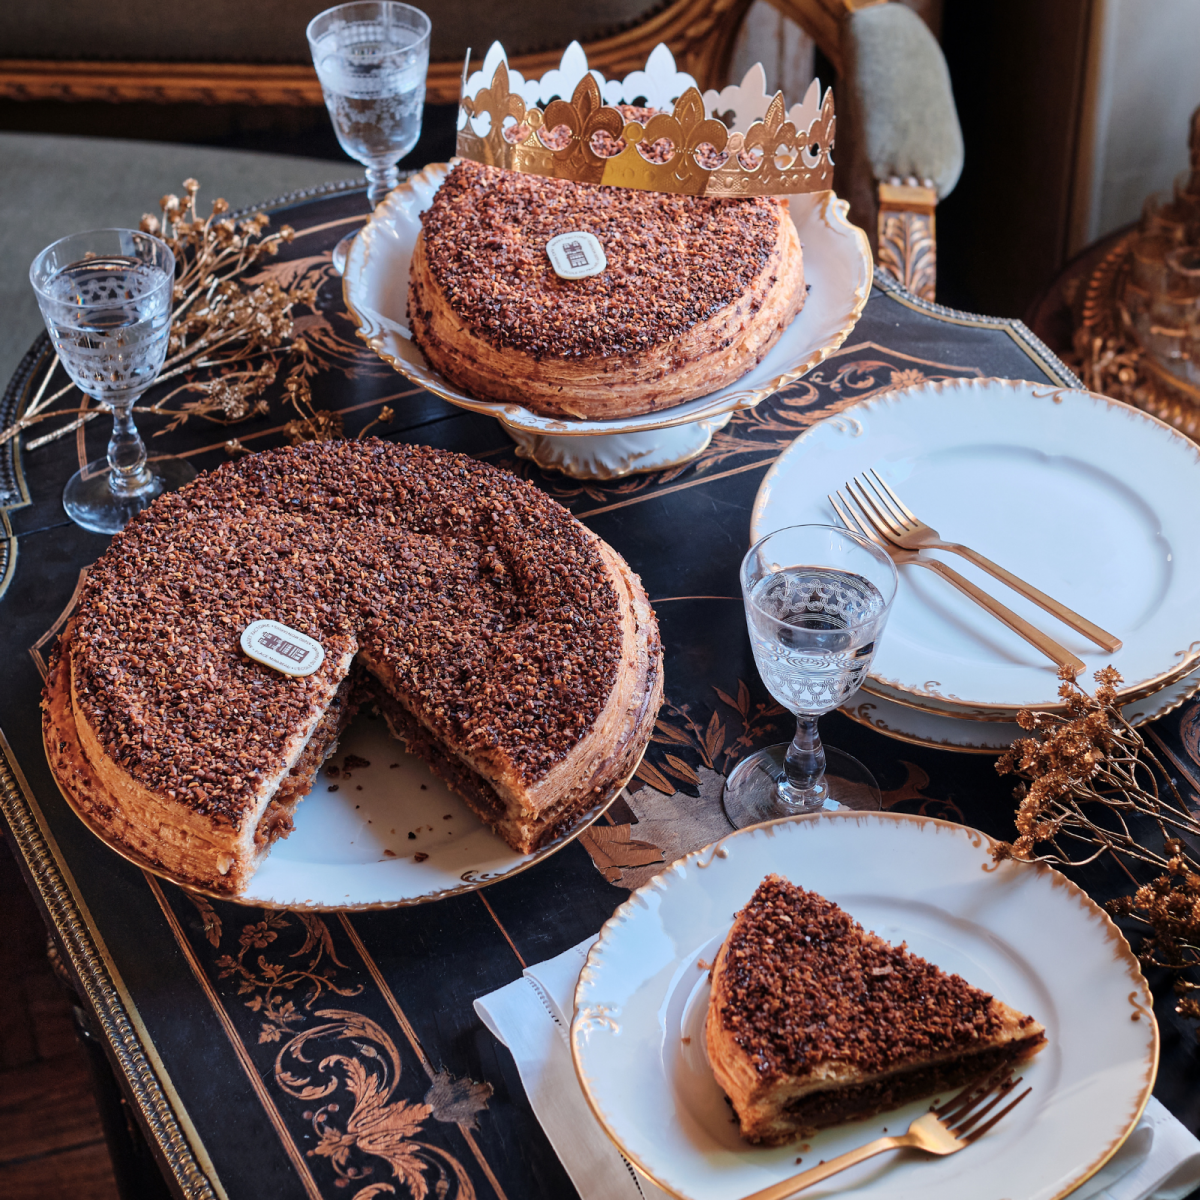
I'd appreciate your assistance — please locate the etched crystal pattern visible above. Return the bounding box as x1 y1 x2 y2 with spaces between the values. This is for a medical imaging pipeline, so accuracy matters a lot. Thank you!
39 258 172 403
747 568 887 714
312 22 426 165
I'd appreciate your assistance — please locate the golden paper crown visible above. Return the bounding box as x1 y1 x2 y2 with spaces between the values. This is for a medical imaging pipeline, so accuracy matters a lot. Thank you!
456 42 835 198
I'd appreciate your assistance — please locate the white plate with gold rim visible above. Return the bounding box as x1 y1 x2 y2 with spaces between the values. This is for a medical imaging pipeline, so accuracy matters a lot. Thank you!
840 663 1200 754
51 709 622 911
751 378 1200 719
342 163 871 478
571 813 1156 1200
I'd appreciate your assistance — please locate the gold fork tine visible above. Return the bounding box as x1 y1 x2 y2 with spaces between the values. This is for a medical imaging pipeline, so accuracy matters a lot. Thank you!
946 1074 1021 1136
932 1066 1032 1143
835 490 895 551
869 467 919 523
962 1084 1032 1144
829 490 875 541
835 491 1086 674
828 491 851 528
933 1064 1013 1121
847 478 905 538
736 1064 1033 1200
860 471 911 528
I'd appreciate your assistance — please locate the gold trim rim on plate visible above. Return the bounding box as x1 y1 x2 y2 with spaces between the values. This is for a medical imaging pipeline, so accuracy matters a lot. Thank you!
341 162 874 439
569 810 1159 1200
840 666 1200 754
751 376 1200 720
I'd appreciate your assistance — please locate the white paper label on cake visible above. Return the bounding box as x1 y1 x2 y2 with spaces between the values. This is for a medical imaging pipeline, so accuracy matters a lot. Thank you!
240 620 325 677
546 231 607 279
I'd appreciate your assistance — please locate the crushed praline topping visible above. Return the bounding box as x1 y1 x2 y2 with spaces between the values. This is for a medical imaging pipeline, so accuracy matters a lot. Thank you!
69 440 623 827
717 876 1003 1079
420 160 783 360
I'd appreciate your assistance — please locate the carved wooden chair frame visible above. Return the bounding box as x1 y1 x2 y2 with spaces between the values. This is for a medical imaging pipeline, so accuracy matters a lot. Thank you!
0 0 936 297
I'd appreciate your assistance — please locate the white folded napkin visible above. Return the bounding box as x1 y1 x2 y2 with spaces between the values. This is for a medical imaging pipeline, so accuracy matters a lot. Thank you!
474 938 1200 1200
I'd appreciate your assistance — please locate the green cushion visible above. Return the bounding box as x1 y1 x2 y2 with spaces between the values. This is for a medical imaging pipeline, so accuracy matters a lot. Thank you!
843 2 963 198
0 0 662 64
0 133 354 389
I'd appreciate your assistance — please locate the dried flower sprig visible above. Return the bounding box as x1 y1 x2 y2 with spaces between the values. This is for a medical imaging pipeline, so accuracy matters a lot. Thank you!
8 178 347 450
148 181 301 370
994 666 1200 1031
1072 328 1155 417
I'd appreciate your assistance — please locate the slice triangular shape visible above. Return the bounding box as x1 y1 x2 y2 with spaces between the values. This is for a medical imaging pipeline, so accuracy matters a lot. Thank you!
706 875 1046 1145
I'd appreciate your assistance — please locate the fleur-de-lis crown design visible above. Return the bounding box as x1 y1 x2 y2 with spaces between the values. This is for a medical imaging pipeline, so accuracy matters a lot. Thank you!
456 41 836 198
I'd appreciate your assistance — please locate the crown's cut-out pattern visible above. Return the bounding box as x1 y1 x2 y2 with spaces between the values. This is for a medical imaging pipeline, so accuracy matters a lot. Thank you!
456 42 835 198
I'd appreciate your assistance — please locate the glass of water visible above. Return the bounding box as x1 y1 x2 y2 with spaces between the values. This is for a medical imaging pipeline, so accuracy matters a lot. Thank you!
30 229 196 535
722 524 899 830
307 1 431 272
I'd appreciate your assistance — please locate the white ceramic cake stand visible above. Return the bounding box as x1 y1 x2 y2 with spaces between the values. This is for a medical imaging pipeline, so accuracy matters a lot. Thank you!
342 163 873 479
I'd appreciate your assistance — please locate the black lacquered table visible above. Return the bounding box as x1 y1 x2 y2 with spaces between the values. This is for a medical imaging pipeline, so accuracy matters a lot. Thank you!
3 184 1199 1200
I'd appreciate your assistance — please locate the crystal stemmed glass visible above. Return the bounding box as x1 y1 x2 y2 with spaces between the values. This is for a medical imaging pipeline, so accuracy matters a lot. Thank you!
722 524 899 829
30 229 196 535
307 1 431 274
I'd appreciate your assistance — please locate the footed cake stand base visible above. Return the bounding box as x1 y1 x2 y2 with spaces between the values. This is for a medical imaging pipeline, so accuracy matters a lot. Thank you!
507 413 731 480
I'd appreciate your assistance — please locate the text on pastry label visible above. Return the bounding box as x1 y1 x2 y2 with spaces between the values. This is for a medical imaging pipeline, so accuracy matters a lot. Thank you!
546 231 607 279
240 619 326 677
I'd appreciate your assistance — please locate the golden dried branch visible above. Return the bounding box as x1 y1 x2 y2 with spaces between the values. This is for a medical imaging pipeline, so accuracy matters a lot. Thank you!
994 666 1200 1029
9 177 345 452
1072 327 1155 414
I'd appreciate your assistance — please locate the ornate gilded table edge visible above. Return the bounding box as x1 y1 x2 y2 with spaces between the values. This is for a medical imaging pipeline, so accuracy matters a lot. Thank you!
0 332 48 512
873 266 1085 390
0 725 228 1200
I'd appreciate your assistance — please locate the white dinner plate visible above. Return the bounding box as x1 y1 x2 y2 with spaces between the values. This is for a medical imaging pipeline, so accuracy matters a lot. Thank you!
751 377 1200 717
342 163 872 437
52 709 623 910
571 813 1157 1200
840 663 1200 754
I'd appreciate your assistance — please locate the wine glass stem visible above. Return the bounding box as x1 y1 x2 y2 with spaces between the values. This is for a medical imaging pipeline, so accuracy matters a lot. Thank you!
106 397 152 495
365 160 400 210
780 715 828 810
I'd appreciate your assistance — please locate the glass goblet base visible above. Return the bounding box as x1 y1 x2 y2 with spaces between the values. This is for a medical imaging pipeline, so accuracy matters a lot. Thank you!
722 743 882 830
64 455 197 535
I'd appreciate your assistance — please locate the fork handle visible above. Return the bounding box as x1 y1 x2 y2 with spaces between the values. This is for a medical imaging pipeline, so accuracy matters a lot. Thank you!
737 1134 908 1200
933 541 1122 653
913 558 1086 674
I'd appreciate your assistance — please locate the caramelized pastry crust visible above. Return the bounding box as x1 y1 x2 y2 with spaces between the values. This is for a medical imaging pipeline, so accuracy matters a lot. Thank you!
706 875 1046 1144
43 440 662 892
408 161 806 419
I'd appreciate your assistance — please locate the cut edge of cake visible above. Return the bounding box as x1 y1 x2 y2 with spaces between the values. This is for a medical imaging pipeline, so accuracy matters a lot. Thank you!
42 538 663 894
43 617 359 893
358 537 663 854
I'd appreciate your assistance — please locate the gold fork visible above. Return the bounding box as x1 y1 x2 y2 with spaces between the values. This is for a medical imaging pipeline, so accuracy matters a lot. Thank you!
851 470 1122 652
832 490 1085 673
738 1066 1032 1200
